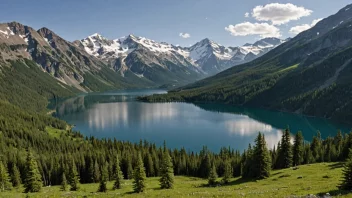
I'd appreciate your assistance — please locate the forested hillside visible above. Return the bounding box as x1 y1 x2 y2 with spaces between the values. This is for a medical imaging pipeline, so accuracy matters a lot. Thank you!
141 4 352 123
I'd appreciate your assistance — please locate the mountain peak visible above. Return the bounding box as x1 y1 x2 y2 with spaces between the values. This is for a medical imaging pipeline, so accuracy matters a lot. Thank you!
88 33 104 39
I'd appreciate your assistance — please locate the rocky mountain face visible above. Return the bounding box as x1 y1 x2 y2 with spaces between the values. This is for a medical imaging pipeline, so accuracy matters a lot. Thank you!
76 34 284 76
0 22 142 92
144 4 352 123
0 21 283 93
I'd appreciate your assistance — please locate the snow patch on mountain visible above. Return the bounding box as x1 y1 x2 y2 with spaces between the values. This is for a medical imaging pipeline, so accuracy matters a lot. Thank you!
78 34 285 74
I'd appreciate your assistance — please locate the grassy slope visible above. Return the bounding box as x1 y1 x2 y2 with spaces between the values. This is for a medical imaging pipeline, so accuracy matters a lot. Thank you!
3 162 349 198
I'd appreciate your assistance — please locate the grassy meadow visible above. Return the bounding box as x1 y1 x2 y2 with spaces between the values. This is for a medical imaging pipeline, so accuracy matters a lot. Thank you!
2 162 351 198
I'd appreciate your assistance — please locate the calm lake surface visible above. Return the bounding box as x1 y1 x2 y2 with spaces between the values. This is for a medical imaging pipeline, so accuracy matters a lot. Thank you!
54 89 352 152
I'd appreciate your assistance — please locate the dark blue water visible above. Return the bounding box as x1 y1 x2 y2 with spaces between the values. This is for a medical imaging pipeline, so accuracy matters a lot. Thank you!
54 89 352 152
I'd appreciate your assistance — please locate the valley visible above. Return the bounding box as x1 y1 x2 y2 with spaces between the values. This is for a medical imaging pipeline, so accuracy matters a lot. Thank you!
1 1 352 198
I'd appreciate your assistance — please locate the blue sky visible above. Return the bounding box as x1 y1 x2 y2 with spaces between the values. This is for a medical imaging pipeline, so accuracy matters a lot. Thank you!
1 0 351 46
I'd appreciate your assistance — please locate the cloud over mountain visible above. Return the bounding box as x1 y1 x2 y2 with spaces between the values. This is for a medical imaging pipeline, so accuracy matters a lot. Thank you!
225 22 281 38
289 18 323 34
252 3 312 25
179 32 191 38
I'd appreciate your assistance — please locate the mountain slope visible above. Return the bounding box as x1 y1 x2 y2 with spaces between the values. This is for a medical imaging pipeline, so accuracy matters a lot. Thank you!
141 3 352 123
0 22 158 92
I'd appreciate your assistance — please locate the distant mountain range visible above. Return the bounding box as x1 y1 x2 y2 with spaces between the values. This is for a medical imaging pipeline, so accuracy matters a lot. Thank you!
142 3 352 124
0 22 284 91
76 34 285 76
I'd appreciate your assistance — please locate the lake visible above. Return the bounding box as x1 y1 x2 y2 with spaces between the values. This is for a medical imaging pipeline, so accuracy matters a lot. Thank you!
53 89 352 152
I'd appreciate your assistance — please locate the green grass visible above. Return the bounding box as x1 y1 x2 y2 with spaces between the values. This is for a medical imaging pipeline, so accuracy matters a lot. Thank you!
2 162 351 197
45 126 67 139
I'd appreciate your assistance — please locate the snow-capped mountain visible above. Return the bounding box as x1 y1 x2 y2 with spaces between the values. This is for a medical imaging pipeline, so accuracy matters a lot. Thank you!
76 34 285 75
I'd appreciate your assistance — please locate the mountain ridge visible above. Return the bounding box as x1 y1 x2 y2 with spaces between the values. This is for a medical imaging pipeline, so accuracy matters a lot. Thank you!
140 3 352 124
75 33 285 75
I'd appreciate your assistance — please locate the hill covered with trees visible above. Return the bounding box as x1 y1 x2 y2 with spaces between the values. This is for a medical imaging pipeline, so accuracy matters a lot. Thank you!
140 4 352 124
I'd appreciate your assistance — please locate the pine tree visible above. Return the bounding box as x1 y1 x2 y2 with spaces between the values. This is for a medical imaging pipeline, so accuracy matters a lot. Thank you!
0 160 12 192
159 144 174 189
339 148 352 190
199 146 211 178
252 133 271 179
11 164 21 188
242 144 254 178
292 131 304 166
277 128 292 169
133 154 146 193
113 156 124 190
335 131 344 160
144 153 155 177
93 160 100 183
68 160 80 191
208 163 218 186
24 149 42 193
222 160 232 184
311 133 321 162
60 173 68 191
98 163 108 192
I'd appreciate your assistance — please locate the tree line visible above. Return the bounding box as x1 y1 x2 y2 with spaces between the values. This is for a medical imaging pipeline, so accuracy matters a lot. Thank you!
1 99 352 193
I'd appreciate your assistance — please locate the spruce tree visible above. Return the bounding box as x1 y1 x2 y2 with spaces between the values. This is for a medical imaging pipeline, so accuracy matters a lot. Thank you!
24 149 42 193
339 148 352 190
11 164 21 188
208 163 218 186
222 160 232 184
0 160 11 192
93 160 100 183
253 133 271 179
133 154 146 193
277 128 292 169
159 145 174 189
335 131 344 160
199 147 211 178
98 163 108 192
68 160 80 191
292 131 304 166
113 156 124 190
144 153 155 177
60 173 68 191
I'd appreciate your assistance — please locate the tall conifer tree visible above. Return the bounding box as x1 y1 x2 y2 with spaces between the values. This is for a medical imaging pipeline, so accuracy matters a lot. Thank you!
277 128 292 169
208 163 218 186
222 160 232 184
159 143 174 189
60 173 67 191
0 160 11 192
253 133 271 179
133 154 146 193
11 164 21 188
292 131 304 166
24 149 42 193
68 159 80 191
113 156 124 190
98 163 108 192
339 148 352 190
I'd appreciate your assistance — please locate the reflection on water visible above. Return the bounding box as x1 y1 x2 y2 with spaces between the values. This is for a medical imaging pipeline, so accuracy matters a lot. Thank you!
53 89 352 152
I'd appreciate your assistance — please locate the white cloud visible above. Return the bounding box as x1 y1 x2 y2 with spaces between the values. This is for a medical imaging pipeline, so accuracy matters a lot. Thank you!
311 18 323 26
289 24 311 34
225 22 281 38
252 3 312 25
244 12 250 18
179 32 191 38
289 18 323 35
